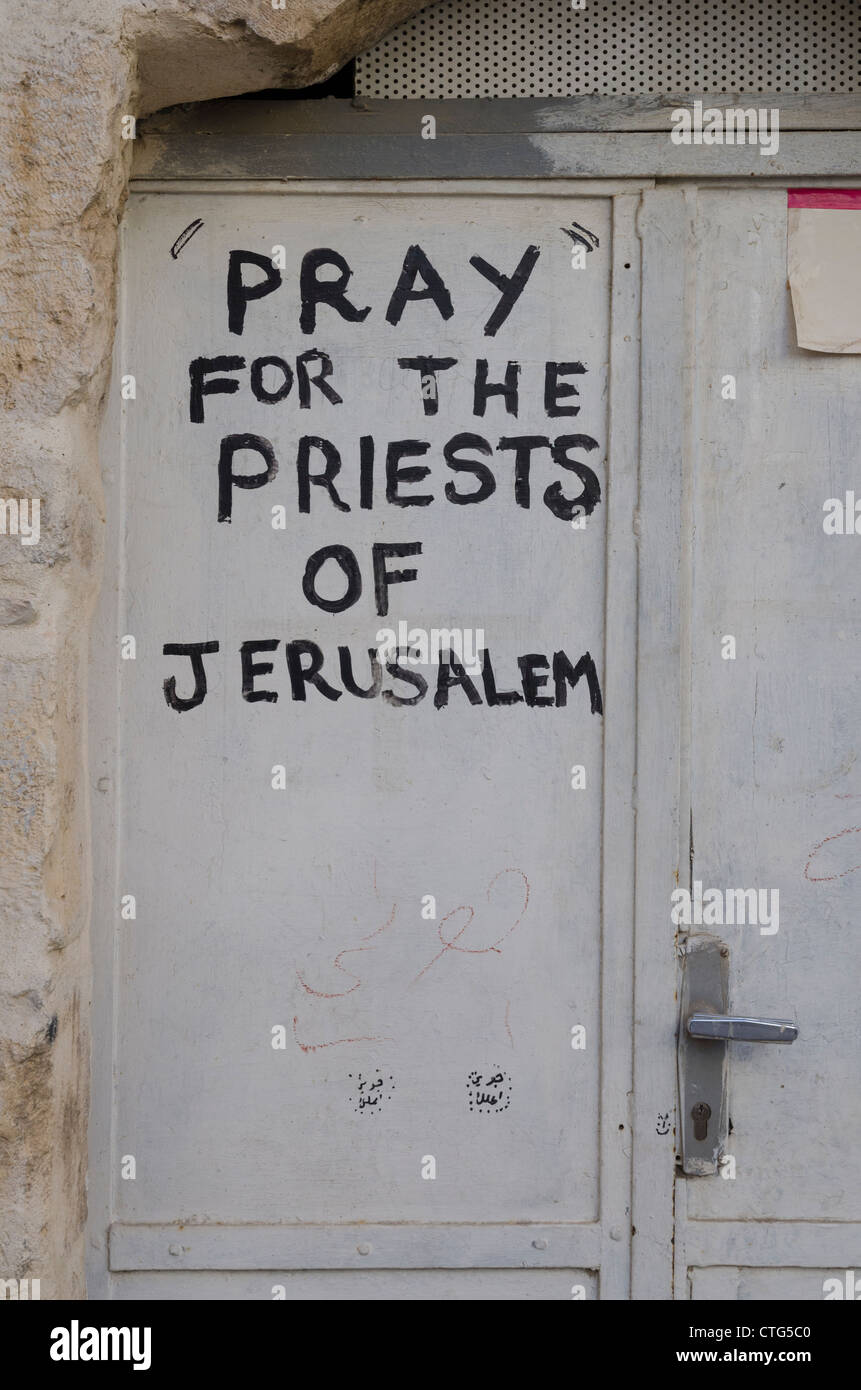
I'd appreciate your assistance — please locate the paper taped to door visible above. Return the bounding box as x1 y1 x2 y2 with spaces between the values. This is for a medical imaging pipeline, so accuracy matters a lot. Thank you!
788 188 861 353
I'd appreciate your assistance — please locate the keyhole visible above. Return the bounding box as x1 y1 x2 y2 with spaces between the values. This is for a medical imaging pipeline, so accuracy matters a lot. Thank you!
692 1101 711 1141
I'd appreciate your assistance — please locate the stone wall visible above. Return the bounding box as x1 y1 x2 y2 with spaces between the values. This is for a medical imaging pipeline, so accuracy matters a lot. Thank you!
0 0 426 1299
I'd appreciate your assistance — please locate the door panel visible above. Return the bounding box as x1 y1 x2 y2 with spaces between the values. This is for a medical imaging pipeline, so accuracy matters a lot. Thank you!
678 186 861 1291
89 184 645 1297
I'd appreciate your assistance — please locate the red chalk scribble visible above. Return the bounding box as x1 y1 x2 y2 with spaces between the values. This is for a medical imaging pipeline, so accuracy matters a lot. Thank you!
292 1016 390 1054
296 903 398 998
804 826 861 882
504 999 514 1050
411 868 530 985
294 868 529 1054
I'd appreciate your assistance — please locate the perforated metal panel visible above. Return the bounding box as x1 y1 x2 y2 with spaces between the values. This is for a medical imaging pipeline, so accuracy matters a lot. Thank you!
355 0 860 98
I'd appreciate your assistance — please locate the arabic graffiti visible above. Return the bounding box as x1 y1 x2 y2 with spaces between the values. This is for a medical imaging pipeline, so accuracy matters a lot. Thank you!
349 1069 396 1114
296 903 398 999
410 868 530 985
467 1068 512 1114
292 1016 390 1054
293 868 530 1053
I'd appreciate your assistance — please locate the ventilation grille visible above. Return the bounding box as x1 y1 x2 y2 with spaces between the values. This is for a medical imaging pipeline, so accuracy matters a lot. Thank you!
355 0 860 98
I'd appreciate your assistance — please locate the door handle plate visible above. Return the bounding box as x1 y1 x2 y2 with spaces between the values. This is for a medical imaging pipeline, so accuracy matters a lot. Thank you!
678 935 730 1175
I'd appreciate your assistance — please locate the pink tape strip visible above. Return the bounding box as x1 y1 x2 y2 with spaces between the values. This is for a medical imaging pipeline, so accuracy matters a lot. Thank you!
788 188 861 209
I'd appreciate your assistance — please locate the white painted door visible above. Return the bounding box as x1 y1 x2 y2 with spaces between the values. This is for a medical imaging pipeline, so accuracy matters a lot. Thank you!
92 178 857 1302
668 185 861 1300
89 182 651 1299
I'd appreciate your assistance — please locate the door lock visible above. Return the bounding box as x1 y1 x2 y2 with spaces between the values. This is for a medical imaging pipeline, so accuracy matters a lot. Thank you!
691 1100 711 1141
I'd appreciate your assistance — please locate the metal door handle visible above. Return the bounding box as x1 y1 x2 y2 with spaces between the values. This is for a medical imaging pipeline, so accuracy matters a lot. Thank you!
687 1013 798 1044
